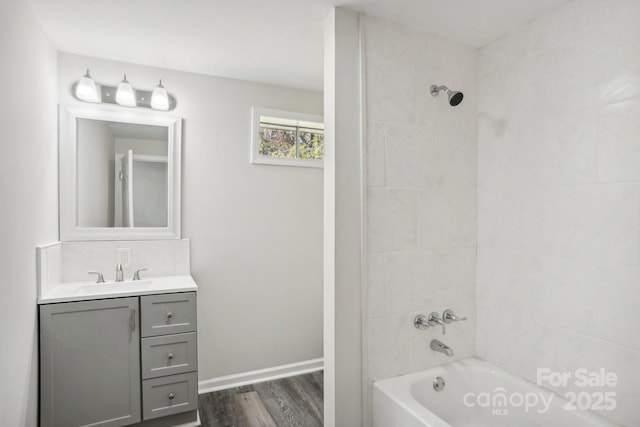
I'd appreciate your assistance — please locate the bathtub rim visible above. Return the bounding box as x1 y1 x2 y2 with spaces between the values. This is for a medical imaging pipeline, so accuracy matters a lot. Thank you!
373 357 624 427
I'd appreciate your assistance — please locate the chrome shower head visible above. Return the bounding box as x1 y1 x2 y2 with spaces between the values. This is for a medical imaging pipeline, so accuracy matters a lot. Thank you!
430 85 464 106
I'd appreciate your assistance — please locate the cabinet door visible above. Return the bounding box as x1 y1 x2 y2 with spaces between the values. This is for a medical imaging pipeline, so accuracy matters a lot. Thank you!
40 297 141 427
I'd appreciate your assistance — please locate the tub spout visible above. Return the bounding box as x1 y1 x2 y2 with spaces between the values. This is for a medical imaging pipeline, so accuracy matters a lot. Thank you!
430 339 454 357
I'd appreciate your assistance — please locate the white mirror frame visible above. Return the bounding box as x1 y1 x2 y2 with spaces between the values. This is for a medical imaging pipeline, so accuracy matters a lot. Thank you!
59 104 182 241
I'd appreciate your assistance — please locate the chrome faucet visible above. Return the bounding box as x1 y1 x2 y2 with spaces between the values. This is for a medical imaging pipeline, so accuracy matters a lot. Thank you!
88 271 105 283
132 267 148 281
427 313 446 335
115 264 124 282
431 339 454 357
443 309 467 324
414 312 447 335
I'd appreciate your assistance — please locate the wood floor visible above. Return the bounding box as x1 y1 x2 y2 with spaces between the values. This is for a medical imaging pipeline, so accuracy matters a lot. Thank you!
198 371 323 427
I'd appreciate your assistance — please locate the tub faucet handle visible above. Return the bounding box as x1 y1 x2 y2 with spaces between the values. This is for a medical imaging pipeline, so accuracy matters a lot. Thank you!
88 271 105 283
443 309 467 324
428 312 446 335
414 314 430 330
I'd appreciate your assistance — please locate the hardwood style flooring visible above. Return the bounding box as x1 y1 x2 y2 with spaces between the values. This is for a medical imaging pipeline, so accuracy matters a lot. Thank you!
198 371 323 427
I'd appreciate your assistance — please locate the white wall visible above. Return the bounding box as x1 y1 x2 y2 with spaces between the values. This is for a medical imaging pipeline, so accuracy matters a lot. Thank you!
363 13 478 392
477 1 640 425
58 53 324 380
0 0 58 425
323 8 363 426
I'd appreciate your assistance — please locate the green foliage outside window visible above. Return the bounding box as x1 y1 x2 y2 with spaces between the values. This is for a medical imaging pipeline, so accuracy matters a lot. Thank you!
260 124 324 161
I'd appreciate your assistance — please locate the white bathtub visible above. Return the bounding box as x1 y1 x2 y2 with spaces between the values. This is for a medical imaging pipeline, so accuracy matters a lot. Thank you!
373 358 622 427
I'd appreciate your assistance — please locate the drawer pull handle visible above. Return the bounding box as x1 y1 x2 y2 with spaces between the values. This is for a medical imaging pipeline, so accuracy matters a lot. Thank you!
168 393 175 400
166 312 173 319
167 353 174 360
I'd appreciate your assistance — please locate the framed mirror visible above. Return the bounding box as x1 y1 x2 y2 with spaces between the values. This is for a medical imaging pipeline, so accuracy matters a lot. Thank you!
59 105 181 241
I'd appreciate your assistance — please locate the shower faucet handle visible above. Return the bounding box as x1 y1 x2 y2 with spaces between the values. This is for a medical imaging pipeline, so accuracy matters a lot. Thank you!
414 314 430 330
414 313 447 334
427 312 446 335
442 309 467 324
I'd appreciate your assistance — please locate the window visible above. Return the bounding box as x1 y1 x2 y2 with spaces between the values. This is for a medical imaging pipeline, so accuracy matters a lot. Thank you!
251 107 324 168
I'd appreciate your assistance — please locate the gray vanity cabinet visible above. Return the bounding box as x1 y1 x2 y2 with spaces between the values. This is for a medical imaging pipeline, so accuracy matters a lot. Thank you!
40 297 141 427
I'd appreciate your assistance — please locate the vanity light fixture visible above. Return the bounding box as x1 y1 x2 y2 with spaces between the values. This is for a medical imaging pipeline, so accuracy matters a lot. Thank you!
151 80 170 111
116 74 136 107
75 69 99 102
73 70 176 110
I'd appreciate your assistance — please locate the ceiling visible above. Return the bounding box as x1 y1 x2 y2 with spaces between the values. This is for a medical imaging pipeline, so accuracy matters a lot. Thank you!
27 0 573 92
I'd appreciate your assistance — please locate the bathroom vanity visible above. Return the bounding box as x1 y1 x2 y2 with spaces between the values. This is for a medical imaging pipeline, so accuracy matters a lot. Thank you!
38 105 197 426
38 277 199 427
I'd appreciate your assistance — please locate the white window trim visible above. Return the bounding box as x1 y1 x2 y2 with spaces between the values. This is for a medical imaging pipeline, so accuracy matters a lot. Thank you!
251 107 324 168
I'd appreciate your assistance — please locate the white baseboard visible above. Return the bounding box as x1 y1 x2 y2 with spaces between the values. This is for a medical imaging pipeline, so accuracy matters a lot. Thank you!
198 358 323 394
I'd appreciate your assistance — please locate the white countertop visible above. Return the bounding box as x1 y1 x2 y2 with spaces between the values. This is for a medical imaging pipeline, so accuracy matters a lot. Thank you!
38 275 198 304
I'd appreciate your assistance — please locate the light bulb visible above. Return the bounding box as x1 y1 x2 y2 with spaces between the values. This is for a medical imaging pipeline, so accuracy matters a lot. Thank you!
151 79 169 111
116 74 136 107
75 69 98 102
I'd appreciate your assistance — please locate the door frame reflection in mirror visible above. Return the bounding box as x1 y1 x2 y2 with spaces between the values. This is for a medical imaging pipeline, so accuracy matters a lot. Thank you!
59 104 182 241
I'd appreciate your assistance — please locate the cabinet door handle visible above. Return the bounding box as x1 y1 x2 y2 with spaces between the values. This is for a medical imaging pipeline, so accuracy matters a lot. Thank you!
167 353 174 360
166 311 173 319
168 393 175 400
130 307 136 333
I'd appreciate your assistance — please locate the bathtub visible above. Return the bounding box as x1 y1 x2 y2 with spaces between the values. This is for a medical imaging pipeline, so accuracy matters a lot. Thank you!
373 358 622 427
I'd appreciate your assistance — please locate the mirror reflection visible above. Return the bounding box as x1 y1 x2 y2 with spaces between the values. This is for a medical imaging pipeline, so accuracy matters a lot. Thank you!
76 119 168 228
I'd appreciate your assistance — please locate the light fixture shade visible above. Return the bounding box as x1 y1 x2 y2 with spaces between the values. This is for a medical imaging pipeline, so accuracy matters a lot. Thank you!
151 80 169 111
75 69 98 102
116 74 136 107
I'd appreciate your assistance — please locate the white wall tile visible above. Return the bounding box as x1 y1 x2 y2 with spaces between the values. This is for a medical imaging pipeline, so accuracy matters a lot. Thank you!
384 124 426 188
598 97 640 182
366 121 386 187
478 27 529 77
385 21 436 68
362 14 385 59
368 314 411 381
478 2 640 424
367 253 386 318
432 248 476 305
418 189 477 249
365 54 416 124
434 37 477 75
384 250 435 315
563 183 640 264
364 13 478 392
368 188 417 253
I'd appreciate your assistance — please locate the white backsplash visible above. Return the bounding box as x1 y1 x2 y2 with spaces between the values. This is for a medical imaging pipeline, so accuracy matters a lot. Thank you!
37 239 190 299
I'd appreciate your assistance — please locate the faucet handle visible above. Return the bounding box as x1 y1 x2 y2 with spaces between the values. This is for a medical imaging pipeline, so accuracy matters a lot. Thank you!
88 271 105 283
443 309 467 324
428 312 446 335
414 314 430 330
132 268 148 281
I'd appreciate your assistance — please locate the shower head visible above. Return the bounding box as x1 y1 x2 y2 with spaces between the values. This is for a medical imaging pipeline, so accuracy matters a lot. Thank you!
430 85 464 106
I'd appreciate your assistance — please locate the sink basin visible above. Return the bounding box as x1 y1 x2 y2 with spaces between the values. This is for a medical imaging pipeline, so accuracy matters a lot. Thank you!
79 280 153 294
38 275 198 304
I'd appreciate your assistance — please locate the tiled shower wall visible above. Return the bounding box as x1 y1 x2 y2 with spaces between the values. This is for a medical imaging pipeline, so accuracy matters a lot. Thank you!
477 1 640 425
364 16 478 383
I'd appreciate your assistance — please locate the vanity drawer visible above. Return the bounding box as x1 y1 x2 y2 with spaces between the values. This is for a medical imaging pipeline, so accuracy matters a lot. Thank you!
141 292 196 337
142 372 198 420
141 332 197 379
